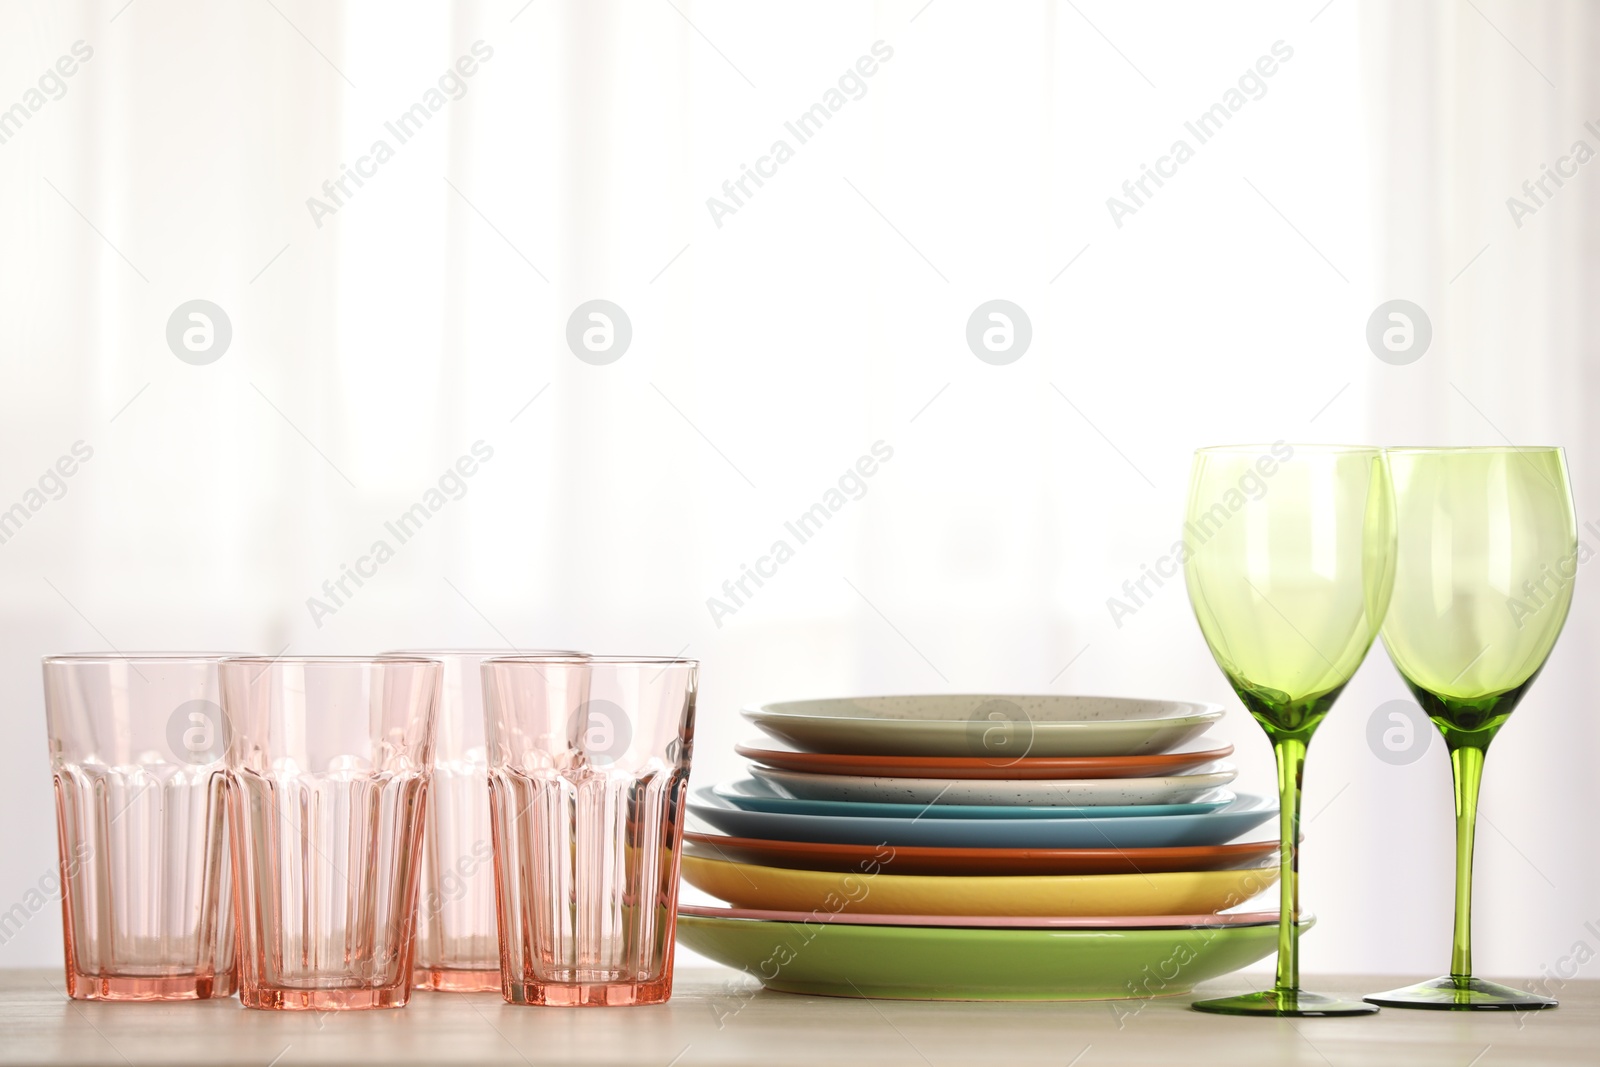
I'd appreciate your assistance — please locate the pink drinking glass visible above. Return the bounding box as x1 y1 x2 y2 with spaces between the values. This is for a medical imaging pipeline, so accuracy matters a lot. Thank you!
221 656 440 1010
481 655 696 1006
42 653 238 1001
382 649 582 993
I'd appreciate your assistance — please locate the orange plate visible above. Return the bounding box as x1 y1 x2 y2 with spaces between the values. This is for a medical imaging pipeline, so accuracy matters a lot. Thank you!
733 741 1235 780
682 830 1278 877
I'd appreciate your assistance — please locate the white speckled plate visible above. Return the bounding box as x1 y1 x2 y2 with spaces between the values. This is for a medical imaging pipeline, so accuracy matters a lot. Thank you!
743 695 1223 758
750 764 1239 806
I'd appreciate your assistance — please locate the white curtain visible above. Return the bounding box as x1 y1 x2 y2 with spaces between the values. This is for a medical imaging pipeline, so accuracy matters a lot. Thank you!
0 0 1593 980
1353 0 1600 988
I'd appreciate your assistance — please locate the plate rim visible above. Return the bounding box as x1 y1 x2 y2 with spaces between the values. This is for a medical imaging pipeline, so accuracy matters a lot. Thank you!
747 763 1241 794
744 693 1226 730
682 828 1282 863
680 850 1280 888
676 902 1288 929
733 739 1238 776
709 778 1238 819
686 787 1280 850
691 783 1275 822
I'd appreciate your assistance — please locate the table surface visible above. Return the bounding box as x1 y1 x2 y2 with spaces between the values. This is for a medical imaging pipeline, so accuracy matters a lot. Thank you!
1 968 1595 1067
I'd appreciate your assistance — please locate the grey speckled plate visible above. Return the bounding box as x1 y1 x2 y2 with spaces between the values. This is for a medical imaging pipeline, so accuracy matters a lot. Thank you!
750 763 1239 806
743 694 1224 757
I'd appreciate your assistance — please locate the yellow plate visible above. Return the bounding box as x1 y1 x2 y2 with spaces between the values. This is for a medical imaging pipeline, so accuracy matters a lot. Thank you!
680 854 1278 917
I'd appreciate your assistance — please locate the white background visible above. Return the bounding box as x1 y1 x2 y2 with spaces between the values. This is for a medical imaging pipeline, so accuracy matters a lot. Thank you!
0 0 1596 983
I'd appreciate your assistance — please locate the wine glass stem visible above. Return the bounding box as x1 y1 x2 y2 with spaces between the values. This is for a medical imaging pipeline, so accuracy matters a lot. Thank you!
1270 736 1307 993
1447 741 1487 982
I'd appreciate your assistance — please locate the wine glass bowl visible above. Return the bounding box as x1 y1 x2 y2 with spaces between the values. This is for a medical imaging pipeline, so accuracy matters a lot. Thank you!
1184 444 1395 1017
1366 446 1575 1011
1377 446 1575 740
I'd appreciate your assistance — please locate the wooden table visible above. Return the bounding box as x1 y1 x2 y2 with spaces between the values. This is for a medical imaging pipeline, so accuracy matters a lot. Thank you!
1 969 1594 1066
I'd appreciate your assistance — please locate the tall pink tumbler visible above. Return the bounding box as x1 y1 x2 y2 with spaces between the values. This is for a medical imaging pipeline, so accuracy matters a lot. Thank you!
481 655 696 1006
221 656 440 1010
383 649 581 993
42 653 237 1001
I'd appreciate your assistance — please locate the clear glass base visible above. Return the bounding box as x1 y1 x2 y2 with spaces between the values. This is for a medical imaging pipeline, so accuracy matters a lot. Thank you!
65 970 236 1001
1192 988 1380 1017
1365 975 1558 1011
239 984 410 1011
504 975 672 1007
414 966 502 993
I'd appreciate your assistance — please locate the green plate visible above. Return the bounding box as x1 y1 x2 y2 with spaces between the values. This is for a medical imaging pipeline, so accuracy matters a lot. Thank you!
677 912 1310 1001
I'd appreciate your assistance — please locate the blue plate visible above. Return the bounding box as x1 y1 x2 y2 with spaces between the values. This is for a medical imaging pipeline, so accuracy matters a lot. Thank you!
711 778 1235 821
688 786 1276 849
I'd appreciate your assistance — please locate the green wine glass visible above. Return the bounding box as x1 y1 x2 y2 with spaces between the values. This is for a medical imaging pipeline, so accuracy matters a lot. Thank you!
1184 444 1395 1017
1365 446 1574 1011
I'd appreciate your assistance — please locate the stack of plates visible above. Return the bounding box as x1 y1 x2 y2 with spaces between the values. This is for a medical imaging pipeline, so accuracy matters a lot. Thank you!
678 694 1294 1001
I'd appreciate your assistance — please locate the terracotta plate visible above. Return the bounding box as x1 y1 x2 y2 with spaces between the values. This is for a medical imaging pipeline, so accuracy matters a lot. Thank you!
735 740 1236 780
683 830 1281 877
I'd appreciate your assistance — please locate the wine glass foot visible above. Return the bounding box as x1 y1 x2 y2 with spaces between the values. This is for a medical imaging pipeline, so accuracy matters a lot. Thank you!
1192 989 1379 1017
1364 975 1558 1011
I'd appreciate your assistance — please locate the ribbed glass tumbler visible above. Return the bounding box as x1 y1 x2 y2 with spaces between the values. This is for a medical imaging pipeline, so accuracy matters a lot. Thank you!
42 653 237 1001
384 649 581 993
221 656 441 1010
481 655 696 1006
